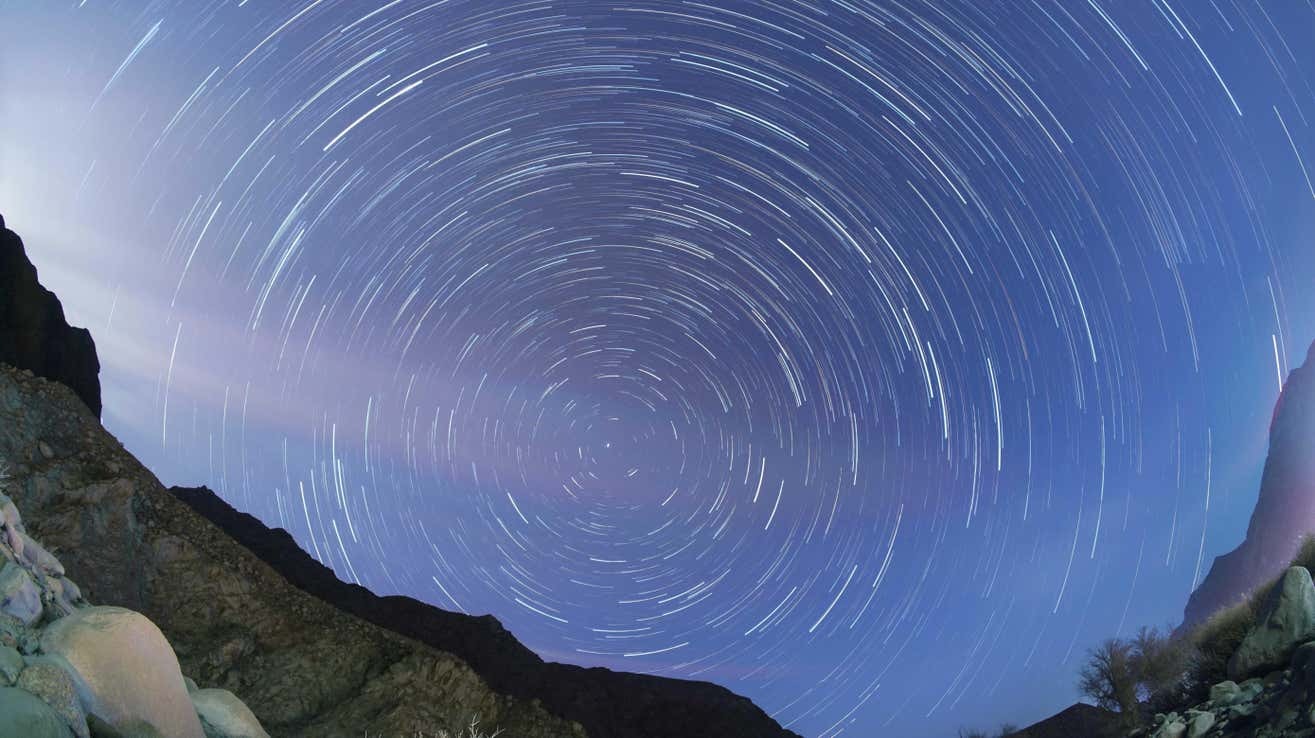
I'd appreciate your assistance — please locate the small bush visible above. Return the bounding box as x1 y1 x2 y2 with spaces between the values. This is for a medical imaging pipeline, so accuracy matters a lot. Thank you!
1185 595 1256 698
1133 626 1192 711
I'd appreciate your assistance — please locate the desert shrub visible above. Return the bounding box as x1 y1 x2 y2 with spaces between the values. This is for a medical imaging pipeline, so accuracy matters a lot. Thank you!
1132 626 1192 712
1077 627 1195 728
1184 597 1256 698
1079 638 1140 725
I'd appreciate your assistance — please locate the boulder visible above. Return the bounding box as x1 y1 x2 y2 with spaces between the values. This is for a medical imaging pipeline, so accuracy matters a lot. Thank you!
191 688 270 738
0 492 24 534
40 606 204 738
1208 680 1240 705
19 656 89 738
18 532 65 577
0 611 38 653
1185 710 1214 738
0 685 75 737
0 644 21 684
1229 567 1315 680
1152 718 1186 738
0 559 42 624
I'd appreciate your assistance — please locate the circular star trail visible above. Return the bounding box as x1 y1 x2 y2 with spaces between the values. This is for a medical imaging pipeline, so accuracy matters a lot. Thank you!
2 1 1314 735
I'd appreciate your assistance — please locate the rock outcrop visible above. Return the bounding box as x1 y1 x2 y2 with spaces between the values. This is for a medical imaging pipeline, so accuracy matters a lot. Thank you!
0 215 100 418
1229 568 1315 682
0 465 262 737
173 484 804 738
0 363 583 738
1184 343 1315 632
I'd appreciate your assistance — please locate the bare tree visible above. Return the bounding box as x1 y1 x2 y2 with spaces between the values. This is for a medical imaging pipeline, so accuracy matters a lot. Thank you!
1078 638 1139 721
1131 625 1190 710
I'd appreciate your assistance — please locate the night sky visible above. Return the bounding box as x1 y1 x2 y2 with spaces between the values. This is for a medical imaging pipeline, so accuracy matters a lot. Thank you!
3 2 1315 736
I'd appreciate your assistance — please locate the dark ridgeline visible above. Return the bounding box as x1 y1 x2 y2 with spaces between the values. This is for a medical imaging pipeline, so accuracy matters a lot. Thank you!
1181 341 1315 632
1002 703 1120 738
172 484 803 738
0 212 799 738
0 214 101 417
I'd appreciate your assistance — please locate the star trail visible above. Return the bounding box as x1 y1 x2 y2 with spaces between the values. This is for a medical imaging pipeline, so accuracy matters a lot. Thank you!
2 1 1315 735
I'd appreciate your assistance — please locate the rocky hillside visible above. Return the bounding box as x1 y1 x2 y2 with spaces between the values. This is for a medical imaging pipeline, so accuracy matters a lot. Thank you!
1141 566 1315 738
0 462 270 738
1184 343 1315 631
0 363 584 737
0 215 100 418
0 213 799 738
170 485 803 738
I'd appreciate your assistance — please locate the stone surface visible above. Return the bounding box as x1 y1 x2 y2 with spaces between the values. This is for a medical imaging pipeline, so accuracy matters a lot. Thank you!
0 215 100 418
1208 680 1240 705
1228 567 1315 680
1185 710 1214 738
1184 342 1315 631
0 644 21 684
191 688 270 738
18 532 65 577
40 606 204 738
18 656 89 738
0 685 75 738
0 611 38 654
0 559 43 625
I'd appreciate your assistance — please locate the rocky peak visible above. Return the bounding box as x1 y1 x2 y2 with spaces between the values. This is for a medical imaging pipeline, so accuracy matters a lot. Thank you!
0 214 101 418
1182 341 1315 631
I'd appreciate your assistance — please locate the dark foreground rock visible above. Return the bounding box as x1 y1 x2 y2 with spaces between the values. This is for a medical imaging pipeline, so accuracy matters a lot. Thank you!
0 215 100 418
0 364 583 738
1184 343 1315 632
172 484 803 738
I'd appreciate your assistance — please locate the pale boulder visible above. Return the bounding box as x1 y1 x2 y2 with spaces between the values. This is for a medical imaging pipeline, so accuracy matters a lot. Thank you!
40 606 204 738
191 688 270 738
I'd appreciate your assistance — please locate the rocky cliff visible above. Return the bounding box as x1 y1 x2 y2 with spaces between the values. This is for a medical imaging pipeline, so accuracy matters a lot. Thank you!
1183 343 1315 631
0 215 100 418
